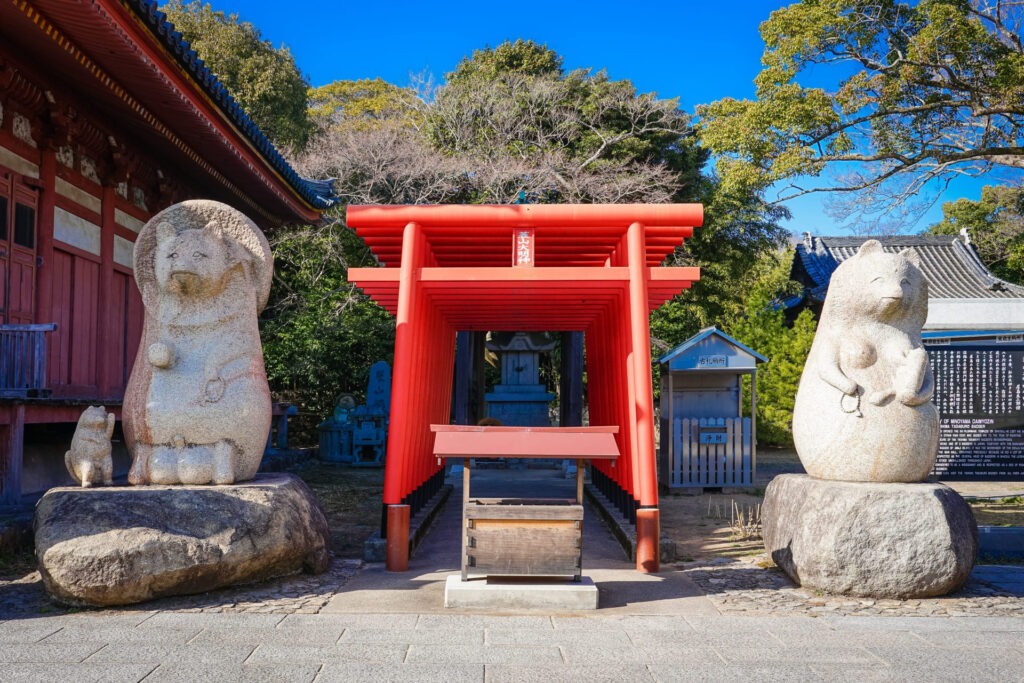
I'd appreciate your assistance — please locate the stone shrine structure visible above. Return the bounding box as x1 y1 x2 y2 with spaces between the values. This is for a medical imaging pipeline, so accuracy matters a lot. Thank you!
764 240 977 598
485 332 556 427
319 360 392 466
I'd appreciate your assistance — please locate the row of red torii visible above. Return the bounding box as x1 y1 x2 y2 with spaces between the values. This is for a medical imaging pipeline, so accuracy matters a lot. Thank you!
347 203 704 573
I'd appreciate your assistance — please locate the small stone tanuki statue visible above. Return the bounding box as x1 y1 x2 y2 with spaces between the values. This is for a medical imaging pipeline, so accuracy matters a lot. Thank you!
65 406 115 487
792 240 939 482
123 200 273 486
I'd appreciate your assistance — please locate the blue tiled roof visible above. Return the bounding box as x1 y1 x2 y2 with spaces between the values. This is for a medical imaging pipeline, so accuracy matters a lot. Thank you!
791 233 1024 301
127 0 335 211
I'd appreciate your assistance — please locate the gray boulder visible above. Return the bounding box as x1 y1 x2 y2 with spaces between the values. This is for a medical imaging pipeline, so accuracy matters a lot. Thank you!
763 474 977 599
35 473 330 607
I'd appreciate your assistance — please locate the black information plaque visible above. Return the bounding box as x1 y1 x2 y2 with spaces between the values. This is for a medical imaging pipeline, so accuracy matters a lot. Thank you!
928 343 1024 479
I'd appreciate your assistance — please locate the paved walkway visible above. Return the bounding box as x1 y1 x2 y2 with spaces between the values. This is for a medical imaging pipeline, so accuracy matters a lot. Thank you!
1 469 1022 681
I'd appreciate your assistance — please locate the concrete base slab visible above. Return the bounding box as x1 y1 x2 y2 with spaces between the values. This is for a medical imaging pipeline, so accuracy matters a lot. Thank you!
444 575 598 610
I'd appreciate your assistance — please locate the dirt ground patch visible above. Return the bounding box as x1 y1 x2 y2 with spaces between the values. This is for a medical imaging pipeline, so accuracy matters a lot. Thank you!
291 462 384 558
659 447 801 563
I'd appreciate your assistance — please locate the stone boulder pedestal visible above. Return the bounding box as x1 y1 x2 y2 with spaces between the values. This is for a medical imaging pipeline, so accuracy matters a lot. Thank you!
34 473 330 607
763 474 977 599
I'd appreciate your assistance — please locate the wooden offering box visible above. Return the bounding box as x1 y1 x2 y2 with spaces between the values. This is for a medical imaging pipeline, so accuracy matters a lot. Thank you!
466 498 583 579
431 425 619 581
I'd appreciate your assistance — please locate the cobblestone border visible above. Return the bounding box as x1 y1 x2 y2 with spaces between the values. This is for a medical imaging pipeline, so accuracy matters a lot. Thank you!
0 556 362 617
683 555 1024 617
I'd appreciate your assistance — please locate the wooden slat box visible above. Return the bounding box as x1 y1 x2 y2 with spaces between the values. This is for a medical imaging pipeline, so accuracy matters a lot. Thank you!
466 498 583 579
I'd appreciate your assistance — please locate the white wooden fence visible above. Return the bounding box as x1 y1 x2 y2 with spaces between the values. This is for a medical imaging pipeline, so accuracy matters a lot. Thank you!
669 416 752 488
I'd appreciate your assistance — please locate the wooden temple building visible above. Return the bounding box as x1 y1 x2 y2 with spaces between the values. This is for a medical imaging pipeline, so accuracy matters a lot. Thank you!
0 0 332 505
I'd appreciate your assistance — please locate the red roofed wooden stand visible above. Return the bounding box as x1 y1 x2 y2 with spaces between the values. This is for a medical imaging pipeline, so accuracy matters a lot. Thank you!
347 204 702 573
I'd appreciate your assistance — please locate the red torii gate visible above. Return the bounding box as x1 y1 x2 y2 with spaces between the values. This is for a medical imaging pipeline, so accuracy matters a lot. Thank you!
347 204 702 573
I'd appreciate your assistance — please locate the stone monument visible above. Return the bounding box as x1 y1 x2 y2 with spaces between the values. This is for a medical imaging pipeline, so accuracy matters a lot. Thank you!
485 332 555 426
65 406 115 487
763 240 977 598
35 201 330 607
123 200 273 486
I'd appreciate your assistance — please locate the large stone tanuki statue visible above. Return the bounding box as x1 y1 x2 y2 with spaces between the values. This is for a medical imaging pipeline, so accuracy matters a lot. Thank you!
792 240 939 482
763 239 976 599
35 200 330 609
124 200 272 485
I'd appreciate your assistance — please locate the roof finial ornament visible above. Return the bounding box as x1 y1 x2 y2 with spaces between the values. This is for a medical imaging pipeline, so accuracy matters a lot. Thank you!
958 227 972 246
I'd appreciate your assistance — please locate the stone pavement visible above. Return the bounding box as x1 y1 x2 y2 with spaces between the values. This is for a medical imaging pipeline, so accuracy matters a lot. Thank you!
1 469 1022 681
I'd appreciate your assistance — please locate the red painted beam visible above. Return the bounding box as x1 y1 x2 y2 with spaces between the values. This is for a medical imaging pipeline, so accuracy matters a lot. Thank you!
431 425 620 460
348 204 703 229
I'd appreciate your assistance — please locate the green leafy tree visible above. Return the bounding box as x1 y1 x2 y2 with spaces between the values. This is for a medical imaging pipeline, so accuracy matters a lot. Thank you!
424 39 702 204
308 78 424 134
929 184 1024 284
699 0 1024 219
160 1 313 151
448 39 563 83
723 249 817 446
651 184 790 352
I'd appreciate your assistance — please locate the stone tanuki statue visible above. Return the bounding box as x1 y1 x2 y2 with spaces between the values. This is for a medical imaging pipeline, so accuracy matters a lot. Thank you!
65 405 115 487
792 239 939 483
764 239 976 599
123 200 273 485
35 200 330 608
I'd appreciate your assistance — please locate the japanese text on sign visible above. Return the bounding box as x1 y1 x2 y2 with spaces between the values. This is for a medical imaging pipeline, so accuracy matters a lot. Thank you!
514 229 534 267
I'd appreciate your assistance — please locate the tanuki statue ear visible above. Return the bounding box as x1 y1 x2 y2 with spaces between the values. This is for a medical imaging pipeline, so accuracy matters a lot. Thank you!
899 247 922 269
203 221 225 242
857 239 883 257
157 221 176 243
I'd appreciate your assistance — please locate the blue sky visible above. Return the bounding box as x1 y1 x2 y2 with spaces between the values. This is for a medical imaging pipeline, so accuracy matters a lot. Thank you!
205 0 1004 235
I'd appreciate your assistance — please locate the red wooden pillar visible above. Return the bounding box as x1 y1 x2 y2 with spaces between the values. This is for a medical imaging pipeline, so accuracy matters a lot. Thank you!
626 221 659 572
384 221 422 570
